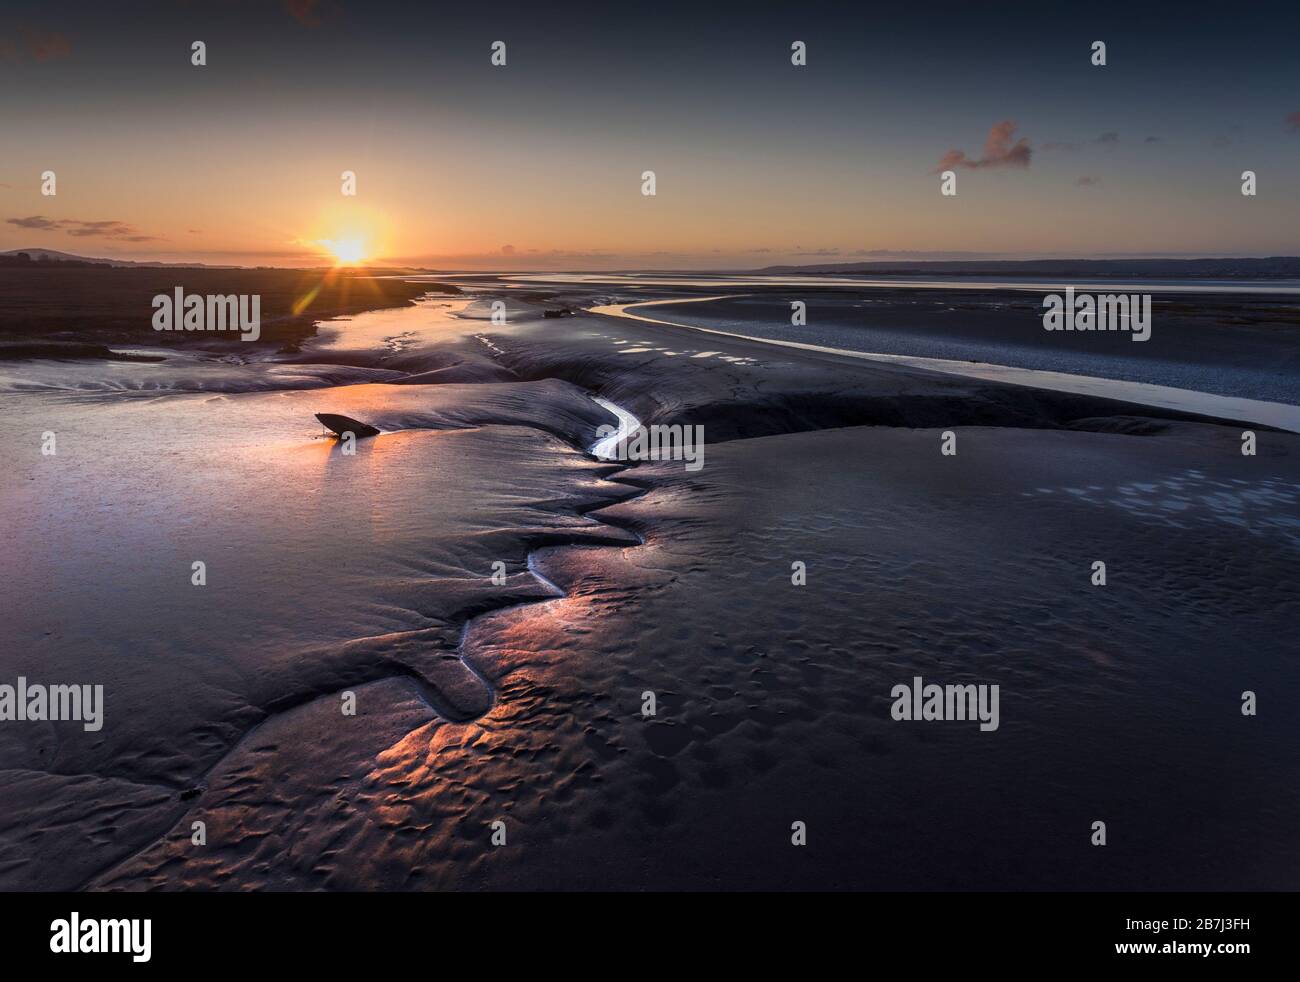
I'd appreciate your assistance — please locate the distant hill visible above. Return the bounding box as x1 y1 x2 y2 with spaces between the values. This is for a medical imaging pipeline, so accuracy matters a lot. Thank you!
0 248 236 269
751 257 1300 279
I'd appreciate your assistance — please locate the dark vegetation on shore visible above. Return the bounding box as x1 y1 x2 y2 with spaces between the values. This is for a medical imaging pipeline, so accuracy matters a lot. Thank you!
0 265 458 354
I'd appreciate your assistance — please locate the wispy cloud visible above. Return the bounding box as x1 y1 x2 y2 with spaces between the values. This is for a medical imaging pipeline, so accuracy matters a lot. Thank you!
934 121 1032 171
0 28 71 62
284 1 325 28
1042 132 1119 152
7 215 160 242
1286 110 1300 133
1075 176 1102 187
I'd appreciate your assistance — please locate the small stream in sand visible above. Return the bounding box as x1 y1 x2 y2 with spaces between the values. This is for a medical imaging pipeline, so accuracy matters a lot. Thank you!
588 396 641 459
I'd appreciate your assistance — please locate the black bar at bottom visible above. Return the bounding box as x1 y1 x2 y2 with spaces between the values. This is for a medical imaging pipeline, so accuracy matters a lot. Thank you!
0 891 1280 970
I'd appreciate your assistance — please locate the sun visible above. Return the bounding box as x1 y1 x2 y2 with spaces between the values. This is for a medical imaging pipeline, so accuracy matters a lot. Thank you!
319 237 369 266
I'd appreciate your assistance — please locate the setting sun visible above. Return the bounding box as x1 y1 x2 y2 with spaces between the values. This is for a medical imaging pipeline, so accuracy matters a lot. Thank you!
319 238 369 266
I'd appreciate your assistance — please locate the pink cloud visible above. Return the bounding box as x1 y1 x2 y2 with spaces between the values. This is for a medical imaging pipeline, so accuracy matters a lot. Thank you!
934 121 1032 172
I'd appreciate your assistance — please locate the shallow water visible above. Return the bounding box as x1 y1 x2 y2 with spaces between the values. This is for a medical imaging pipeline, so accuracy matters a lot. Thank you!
589 396 641 459
311 296 481 353
593 297 1300 432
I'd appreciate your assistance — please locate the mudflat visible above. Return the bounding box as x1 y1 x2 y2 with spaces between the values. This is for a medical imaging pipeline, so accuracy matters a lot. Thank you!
2 277 1296 890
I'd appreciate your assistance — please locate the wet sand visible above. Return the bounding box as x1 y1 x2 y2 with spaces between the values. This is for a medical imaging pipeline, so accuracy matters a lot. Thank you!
2 278 1298 890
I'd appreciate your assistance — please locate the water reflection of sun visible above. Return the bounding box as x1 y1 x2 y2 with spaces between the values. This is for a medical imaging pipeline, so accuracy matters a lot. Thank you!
291 260 386 317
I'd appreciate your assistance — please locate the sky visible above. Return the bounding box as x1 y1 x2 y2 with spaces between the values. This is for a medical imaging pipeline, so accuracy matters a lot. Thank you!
1 0 1298 269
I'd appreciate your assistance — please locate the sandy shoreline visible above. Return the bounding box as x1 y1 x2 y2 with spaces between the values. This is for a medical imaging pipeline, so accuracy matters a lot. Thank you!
593 295 1300 433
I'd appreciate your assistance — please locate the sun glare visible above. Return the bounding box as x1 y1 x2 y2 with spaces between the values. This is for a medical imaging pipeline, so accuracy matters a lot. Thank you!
320 238 369 266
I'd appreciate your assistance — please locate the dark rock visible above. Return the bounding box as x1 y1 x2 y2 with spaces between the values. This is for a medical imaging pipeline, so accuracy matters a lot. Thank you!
315 413 381 438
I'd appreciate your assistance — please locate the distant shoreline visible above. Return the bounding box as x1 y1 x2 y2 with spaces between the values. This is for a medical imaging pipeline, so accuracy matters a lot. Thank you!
748 256 1300 278
0 266 458 355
